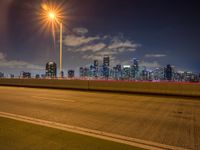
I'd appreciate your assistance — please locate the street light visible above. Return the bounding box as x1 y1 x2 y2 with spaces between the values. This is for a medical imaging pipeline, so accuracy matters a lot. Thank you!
41 3 64 78
48 12 56 20
48 11 63 78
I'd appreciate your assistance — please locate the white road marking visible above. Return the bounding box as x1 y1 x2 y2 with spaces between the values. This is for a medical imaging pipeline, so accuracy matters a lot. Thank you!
0 111 187 150
31 96 75 103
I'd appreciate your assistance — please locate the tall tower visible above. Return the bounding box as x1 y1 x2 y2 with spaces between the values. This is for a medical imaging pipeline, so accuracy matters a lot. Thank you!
103 56 110 78
131 58 139 79
164 64 172 81
94 60 99 77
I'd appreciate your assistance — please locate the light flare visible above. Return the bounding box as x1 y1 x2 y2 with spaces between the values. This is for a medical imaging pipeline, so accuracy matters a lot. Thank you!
41 3 48 11
39 2 64 47
40 2 63 24
48 11 56 20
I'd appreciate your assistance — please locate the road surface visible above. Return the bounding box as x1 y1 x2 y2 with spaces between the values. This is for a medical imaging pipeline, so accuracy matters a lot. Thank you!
0 86 199 150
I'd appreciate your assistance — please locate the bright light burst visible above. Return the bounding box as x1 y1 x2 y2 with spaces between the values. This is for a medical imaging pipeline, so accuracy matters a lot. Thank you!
40 2 64 25
39 1 65 47
48 11 56 20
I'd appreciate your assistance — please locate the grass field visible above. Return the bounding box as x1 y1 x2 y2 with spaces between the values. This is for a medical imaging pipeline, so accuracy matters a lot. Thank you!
0 117 143 150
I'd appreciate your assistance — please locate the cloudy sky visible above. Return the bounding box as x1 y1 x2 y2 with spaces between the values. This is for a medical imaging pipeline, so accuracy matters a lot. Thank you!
0 0 200 76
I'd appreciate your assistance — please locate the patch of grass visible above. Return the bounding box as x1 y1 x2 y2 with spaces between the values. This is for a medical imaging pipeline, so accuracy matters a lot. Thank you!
0 117 143 150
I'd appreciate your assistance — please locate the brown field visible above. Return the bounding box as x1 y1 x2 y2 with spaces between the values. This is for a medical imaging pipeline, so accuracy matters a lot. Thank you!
0 86 200 149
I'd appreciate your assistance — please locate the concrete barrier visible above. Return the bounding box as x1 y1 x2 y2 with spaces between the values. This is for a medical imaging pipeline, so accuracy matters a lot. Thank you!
0 78 200 97
88 80 200 97
0 78 22 86
0 79 89 90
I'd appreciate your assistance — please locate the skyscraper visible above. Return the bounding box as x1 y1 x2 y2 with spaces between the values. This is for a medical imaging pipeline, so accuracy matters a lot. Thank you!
35 74 40 79
93 60 99 77
131 58 139 79
20 72 31 78
141 67 149 80
79 67 84 78
164 64 172 81
10 74 14 78
94 60 99 67
123 65 131 80
79 67 89 78
153 67 165 81
103 56 110 78
103 56 110 67
199 73 200 81
0 72 4 78
113 64 122 80
46 62 57 78
68 70 75 78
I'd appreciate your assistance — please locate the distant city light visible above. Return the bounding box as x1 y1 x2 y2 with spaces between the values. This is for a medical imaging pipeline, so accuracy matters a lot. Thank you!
123 65 131 68
1 55 200 83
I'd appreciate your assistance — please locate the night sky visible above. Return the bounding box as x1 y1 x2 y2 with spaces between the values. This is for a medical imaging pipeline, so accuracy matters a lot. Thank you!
0 0 200 76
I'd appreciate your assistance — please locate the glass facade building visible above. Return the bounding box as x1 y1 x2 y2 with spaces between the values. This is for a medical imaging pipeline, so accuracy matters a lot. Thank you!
46 62 57 78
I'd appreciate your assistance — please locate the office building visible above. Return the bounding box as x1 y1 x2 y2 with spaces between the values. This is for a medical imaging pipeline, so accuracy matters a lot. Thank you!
0 72 4 78
60 71 64 78
103 56 110 78
93 60 99 77
94 60 99 67
153 67 165 81
41 74 46 79
164 64 172 81
75 56 199 82
103 56 110 67
10 74 15 78
141 67 149 80
80 67 89 78
46 62 57 78
131 58 139 79
68 70 75 78
35 74 40 79
80 67 84 77
123 65 131 80
20 71 31 78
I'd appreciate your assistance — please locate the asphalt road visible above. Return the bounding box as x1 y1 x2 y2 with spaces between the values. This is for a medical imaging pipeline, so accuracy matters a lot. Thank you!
0 86 199 150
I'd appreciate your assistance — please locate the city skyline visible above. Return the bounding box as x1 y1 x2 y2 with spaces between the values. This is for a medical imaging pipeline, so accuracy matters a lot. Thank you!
0 0 200 76
1 55 199 83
